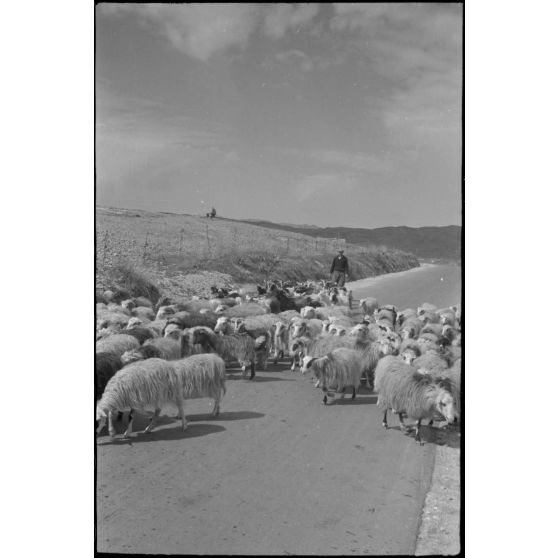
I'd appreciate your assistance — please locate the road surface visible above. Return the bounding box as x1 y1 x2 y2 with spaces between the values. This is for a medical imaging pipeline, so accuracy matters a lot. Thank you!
97 362 459 554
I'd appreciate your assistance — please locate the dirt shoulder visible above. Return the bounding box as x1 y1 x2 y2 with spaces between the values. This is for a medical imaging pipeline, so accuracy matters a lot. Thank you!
415 444 461 555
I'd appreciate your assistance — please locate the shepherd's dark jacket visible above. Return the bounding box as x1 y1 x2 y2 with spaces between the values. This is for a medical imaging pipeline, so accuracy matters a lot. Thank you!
330 255 349 274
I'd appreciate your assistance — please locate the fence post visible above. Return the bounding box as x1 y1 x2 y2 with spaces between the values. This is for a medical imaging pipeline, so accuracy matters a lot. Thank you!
143 231 149 262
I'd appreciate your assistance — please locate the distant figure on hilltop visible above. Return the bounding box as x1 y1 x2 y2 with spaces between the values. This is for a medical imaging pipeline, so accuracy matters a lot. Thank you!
206 207 217 219
330 249 349 287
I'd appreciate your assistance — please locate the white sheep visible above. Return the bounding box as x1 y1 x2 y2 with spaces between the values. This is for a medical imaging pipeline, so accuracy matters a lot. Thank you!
96 334 140 358
374 355 455 444
300 306 316 319
301 347 363 405
290 318 323 340
272 321 290 364
96 354 226 438
189 326 257 379
359 297 379 315
214 316 235 335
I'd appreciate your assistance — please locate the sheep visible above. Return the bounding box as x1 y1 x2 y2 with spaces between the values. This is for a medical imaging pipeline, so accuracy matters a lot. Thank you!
96 325 122 341
95 352 124 401
126 317 144 329
420 323 443 339
96 354 226 438
189 326 256 379
419 310 440 325
277 309 301 322
96 334 140 358
163 323 183 341
124 326 156 345
156 305 178 321
399 317 423 340
400 343 421 365
300 306 316 319
301 347 363 404
133 296 153 309
272 321 290 363
288 335 314 371
165 310 219 330
359 297 379 315
96 358 181 438
437 308 456 326
315 305 351 320
121 344 164 364
121 299 136 312
142 337 182 360
418 303 438 315
397 308 418 327
374 355 455 444
209 297 237 310
329 325 347 336
416 333 440 355
413 352 450 377
96 309 130 330
168 354 227 423
223 302 268 318
232 314 278 339
290 318 323 340
254 332 272 370
214 316 235 335
299 333 381 389
439 358 462 420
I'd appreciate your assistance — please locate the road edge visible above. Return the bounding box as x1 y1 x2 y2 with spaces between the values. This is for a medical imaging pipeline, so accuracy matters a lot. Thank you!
414 445 461 556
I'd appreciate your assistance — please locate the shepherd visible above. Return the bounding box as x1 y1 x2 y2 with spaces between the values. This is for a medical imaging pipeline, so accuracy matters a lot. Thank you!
330 249 349 287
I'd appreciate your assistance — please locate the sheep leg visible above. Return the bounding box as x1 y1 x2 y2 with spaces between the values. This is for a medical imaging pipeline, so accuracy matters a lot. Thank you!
352 386 357 400
250 361 255 380
398 413 408 432
123 410 134 438
382 410 388 429
108 410 116 438
414 420 423 445
176 400 187 431
144 408 161 433
96 416 106 436
290 356 297 371
211 395 221 417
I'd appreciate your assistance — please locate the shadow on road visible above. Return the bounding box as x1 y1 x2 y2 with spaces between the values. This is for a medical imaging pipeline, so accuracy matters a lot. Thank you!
97 423 226 445
188 410 265 422
224 373 297 382
336 394 379 405
418 424 461 448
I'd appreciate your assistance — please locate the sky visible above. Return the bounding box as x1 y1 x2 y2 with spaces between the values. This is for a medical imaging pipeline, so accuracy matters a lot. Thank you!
96 3 463 228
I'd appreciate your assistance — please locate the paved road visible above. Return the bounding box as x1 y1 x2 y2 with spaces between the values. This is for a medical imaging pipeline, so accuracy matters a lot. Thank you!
96 361 458 555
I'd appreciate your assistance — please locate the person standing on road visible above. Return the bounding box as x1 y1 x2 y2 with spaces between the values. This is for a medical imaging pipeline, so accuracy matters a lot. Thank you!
330 249 349 287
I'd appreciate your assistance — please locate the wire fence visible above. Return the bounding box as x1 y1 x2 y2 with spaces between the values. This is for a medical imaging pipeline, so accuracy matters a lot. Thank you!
96 223 350 276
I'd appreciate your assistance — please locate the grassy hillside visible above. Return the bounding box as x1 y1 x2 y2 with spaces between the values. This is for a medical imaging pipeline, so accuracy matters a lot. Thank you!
96 206 420 299
239 219 462 260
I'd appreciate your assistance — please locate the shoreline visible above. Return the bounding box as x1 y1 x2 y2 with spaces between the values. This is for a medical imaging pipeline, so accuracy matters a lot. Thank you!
346 263 437 292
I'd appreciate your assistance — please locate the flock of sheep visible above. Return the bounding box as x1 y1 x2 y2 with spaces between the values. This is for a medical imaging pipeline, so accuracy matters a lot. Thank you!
96 281 462 445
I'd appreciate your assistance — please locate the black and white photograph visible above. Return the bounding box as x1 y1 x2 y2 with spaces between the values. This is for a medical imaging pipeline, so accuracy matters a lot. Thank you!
95 2 463 555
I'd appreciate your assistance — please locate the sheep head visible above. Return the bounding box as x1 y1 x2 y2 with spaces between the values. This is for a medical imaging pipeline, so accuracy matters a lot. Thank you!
300 355 315 375
435 389 456 423
214 316 230 335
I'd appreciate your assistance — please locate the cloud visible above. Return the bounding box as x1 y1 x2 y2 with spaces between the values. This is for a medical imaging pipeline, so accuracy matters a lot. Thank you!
99 4 321 61
263 3 320 39
99 4 260 61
